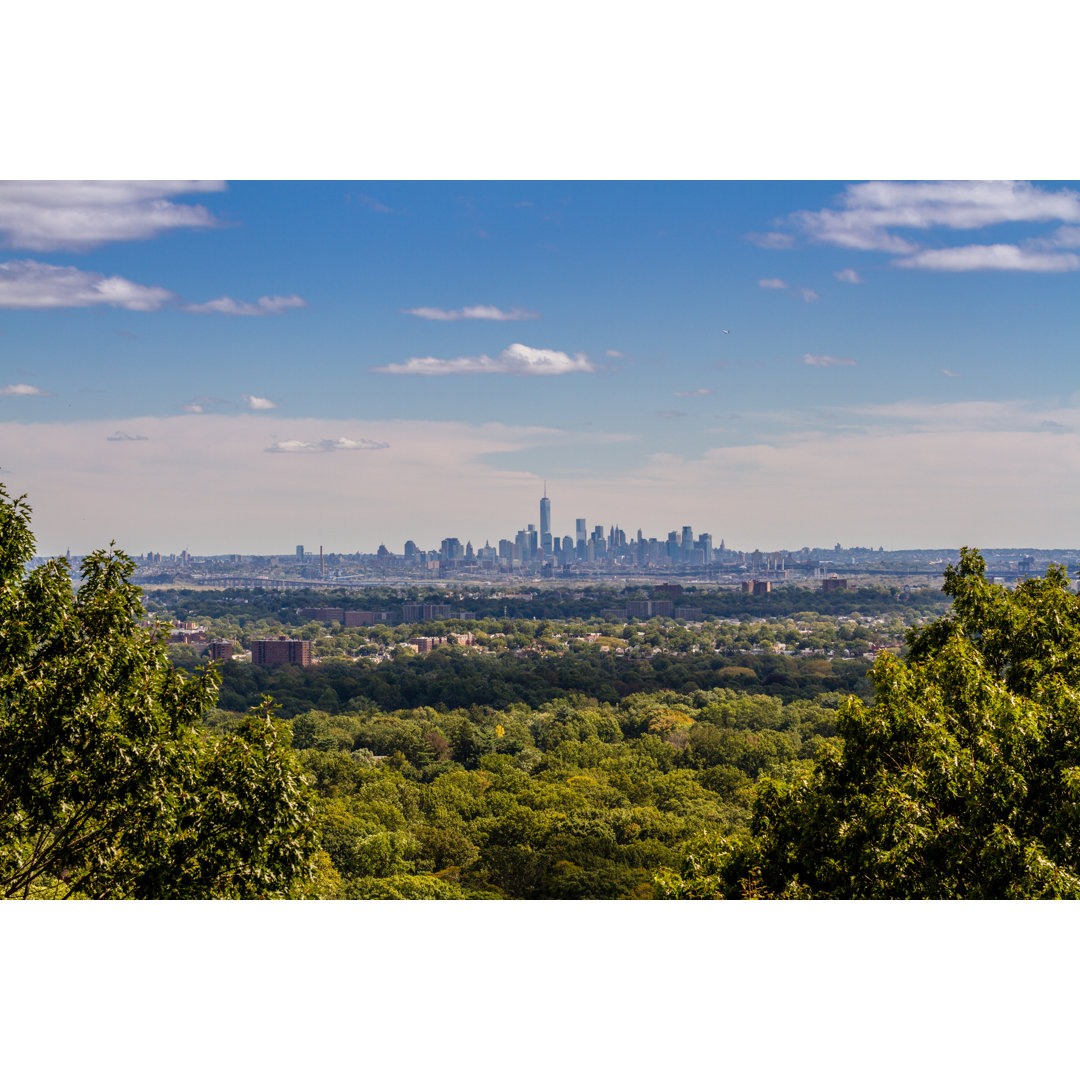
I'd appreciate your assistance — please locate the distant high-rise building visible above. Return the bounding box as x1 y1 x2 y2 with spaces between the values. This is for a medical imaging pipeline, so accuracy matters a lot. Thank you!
296 544 304 562
540 487 551 554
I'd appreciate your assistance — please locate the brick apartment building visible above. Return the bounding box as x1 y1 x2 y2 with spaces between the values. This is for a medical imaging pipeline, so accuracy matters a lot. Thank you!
250 637 313 667
208 639 235 661
402 603 452 622
742 579 772 595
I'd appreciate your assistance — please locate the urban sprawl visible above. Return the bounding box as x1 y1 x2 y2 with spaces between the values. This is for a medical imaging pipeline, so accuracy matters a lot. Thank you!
41 491 1080 592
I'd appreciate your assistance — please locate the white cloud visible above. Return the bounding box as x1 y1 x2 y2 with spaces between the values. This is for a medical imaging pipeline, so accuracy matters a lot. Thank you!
760 278 817 300
374 343 594 376
186 294 306 316
0 383 49 396
182 396 225 414
0 181 224 251
1035 225 1080 250
834 268 863 284
353 194 405 215
788 181 1080 263
617 422 1080 548
243 394 277 410
674 388 712 397
0 259 173 310
894 245 1080 272
403 304 538 321
6 407 1080 552
0 415 631 552
941 368 961 378
606 349 626 358
807 398 1036 432
256 295 307 314
266 436 390 453
801 354 856 367
746 232 796 249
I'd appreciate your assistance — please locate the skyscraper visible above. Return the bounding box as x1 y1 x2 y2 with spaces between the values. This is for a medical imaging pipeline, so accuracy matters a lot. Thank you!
540 485 552 555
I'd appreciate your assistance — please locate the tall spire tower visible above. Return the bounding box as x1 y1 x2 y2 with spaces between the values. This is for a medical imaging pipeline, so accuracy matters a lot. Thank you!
539 483 552 556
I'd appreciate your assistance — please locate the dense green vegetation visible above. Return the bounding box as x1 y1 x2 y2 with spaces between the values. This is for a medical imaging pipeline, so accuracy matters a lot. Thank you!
148 580 950 629
0 486 316 900
656 551 1080 899
151 576 955 898
206 647 873 717
204 688 840 898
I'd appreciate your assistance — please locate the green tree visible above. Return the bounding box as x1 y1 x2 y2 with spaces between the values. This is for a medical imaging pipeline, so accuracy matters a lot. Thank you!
657 550 1080 899
0 485 318 899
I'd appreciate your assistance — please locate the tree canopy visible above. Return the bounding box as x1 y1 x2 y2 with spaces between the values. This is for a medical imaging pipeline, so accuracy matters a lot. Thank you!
0 486 317 899
656 550 1080 898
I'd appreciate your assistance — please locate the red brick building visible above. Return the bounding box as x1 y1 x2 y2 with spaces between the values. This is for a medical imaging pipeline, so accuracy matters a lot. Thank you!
250 637 312 667
208 639 235 661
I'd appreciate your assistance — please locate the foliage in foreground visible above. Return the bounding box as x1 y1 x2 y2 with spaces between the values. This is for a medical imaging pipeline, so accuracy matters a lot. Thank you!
656 551 1080 898
0 487 317 899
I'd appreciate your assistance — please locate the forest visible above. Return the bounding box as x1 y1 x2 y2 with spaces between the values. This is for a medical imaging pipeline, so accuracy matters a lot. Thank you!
202 687 839 898
146 582 944 897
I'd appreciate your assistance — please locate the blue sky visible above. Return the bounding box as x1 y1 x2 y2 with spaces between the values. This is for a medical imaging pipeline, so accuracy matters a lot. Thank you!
4 179 1080 554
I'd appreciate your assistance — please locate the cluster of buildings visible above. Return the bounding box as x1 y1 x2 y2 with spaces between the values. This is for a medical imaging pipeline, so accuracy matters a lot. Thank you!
46 489 1073 591
425 497 726 574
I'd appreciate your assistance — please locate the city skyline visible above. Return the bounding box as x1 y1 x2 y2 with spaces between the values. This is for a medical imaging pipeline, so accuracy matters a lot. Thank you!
4 180 1080 554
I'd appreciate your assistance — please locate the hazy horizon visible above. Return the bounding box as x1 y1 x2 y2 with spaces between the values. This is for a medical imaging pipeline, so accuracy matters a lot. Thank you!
4 180 1080 554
